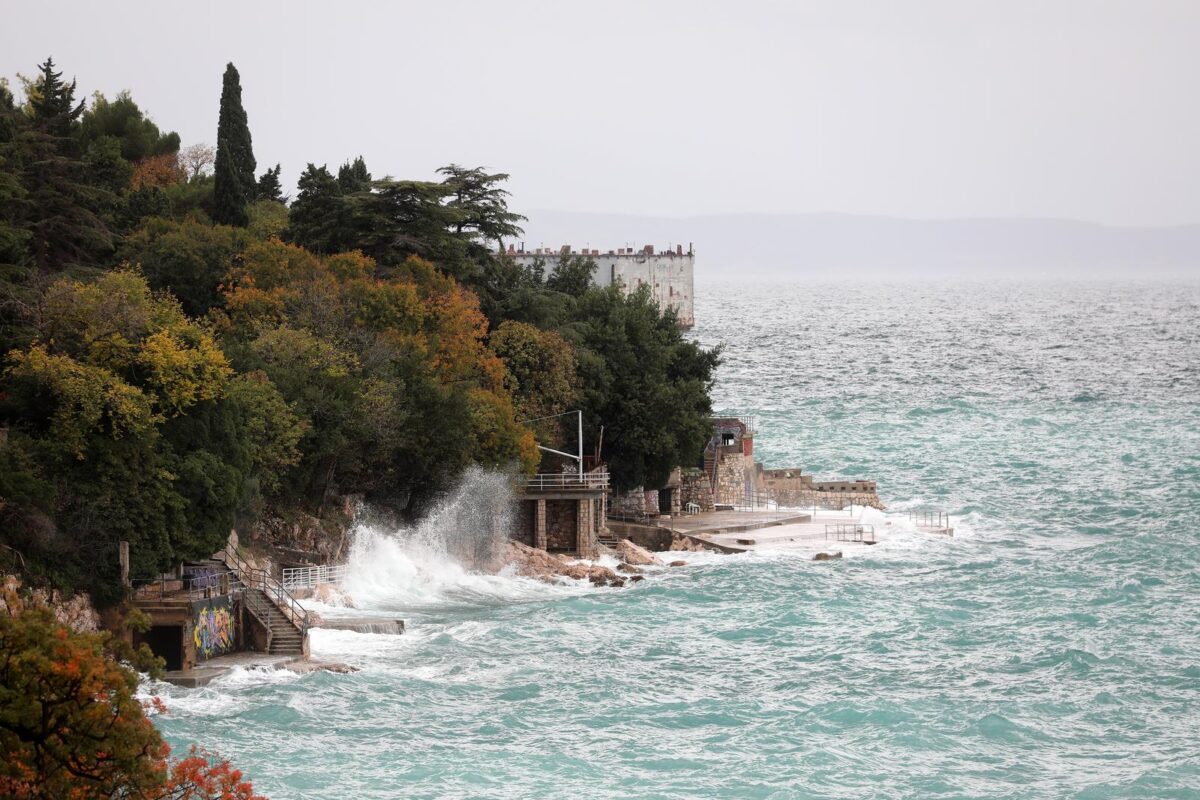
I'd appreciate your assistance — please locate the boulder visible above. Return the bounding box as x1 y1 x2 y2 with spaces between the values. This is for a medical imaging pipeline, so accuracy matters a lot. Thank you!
502 541 626 587
616 539 664 567
669 560 687 567
617 564 645 575
312 582 357 608
628 575 645 583
813 551 843 561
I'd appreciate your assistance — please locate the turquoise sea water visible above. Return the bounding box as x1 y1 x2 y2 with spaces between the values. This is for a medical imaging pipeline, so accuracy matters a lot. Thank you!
148 281 1200 799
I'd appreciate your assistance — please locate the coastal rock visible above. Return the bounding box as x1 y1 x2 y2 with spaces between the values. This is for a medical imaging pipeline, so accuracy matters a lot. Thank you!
628 575 645 583
813 551 843 561
669 560 687 567
501 541 626 587
615 539 664 567
670 535 712 553
618 564 645 575
2 575 100 634
312 582 357 608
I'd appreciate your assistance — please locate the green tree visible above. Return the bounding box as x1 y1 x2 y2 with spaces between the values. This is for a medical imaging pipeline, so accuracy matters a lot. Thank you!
256 163 283 202
7 59 115 272
337 155 371 193
545 253 597 297
77 91 180 162
437 164 526 249
490 320 577 441
285 164 353 254
212 63 255 226
119 217 248 316
566 284 720 490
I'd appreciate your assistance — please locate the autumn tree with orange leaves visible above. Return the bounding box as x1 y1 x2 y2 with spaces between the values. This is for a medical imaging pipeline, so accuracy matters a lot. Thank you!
0 596 266 799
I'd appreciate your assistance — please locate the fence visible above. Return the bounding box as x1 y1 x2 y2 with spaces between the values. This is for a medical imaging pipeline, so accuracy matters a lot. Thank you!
909 510 952 529
825 523 877 543
281 564 348 590
516 471 610 491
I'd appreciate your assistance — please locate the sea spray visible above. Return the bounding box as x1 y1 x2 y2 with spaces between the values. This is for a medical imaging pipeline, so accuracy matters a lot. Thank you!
339 466 581 610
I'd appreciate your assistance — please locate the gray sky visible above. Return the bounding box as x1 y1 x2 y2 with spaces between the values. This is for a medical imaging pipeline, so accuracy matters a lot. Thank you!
5 1 1199 226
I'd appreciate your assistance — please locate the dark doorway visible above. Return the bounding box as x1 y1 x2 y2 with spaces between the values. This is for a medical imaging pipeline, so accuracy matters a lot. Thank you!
143 625 184 671
659 488 673 516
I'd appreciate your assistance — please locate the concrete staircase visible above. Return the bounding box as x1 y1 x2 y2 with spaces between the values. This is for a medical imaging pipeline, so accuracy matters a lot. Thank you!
215 546 309 657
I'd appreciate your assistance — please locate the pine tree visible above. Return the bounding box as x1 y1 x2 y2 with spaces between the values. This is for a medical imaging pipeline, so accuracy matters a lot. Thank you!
256 163 283 202
285 163 350 253
337 156 372 193
212 63 255 226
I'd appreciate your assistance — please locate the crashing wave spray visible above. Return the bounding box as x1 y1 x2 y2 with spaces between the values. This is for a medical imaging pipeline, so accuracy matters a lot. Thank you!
340 467 573 610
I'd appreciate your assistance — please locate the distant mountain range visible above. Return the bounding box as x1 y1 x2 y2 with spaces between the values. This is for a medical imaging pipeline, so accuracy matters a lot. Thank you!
514 211 1200 281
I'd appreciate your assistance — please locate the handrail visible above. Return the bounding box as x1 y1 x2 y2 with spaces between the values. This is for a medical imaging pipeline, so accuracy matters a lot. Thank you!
909 510 952 529
281 564 348 590
825 523 876 543
515 472 610 491
219 544 310 634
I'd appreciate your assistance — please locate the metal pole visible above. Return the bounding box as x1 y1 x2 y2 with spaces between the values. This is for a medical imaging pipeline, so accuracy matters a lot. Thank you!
578 410 584 479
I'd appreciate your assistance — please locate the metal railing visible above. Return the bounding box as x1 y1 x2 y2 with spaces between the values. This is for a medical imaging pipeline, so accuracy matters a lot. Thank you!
909 510 952 529
219 544 310 634
825 523 876 543
131 575 227 602
281 564 348 590
515 471 610 491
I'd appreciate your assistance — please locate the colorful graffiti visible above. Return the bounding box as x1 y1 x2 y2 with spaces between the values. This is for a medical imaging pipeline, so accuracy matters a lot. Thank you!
192 598 235 659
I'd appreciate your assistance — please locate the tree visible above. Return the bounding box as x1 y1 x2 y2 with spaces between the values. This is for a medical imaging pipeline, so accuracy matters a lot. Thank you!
78 91 180 163
337 156 371 193
0 600 266 799
437 164 526 249
255 163 283 202
285 164 352 254
565 284 720 490
212 64 255 226
0 605 167 799
120 217 249 316
490 320 577 444
178 143 215 181
6 59 115 272
545 254 597 297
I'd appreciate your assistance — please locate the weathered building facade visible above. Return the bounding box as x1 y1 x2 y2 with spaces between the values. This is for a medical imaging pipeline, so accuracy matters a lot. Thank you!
506 244 695 327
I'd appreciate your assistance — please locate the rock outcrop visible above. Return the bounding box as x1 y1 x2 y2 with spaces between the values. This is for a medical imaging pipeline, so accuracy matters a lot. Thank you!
312 582 357 608
615 539 664 567
2 575 100 633
503 541 627 588
813 551 843 561
669 534 717 553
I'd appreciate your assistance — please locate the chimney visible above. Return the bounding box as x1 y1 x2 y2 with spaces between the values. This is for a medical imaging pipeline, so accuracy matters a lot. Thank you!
677 244 683 256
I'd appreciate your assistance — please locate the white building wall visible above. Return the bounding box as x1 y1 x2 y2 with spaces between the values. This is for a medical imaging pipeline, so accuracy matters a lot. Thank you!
511 251 695 327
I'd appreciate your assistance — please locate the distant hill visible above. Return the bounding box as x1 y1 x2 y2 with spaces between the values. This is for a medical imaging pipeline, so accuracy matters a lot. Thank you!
514 211 1200 281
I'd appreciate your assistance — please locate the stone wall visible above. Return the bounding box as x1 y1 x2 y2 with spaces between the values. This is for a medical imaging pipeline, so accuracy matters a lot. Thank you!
713 453 757 506
545 499 578 552
759 469 882 510
512 500 535 547
611 487 647 518
679 469 715 512
643 489 660 516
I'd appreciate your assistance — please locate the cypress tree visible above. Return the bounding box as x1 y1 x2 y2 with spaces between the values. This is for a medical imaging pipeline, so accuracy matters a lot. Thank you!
212 63 255 226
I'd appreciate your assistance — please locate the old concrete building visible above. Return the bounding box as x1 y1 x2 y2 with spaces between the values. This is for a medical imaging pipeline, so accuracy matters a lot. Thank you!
506 243 695 327
511 471 610 558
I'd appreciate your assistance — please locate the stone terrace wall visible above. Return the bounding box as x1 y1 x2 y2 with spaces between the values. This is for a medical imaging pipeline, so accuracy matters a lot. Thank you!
679 469 715 512
713 453 757 506
545 499 578 552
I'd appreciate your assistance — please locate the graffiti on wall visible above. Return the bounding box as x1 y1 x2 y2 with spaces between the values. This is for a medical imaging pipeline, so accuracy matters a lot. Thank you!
191 597 235 660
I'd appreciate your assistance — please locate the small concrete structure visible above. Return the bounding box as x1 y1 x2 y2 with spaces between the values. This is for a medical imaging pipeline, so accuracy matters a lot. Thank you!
511 472 609 558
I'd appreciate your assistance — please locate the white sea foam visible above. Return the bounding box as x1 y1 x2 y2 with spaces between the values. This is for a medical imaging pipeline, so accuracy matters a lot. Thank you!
338 467 586 612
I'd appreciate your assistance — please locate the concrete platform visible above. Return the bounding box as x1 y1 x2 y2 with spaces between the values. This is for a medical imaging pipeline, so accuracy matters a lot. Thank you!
700 507 886 556
162 652 303 687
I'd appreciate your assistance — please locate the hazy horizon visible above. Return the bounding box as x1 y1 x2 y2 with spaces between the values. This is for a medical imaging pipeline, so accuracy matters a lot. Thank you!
5 0 1200 237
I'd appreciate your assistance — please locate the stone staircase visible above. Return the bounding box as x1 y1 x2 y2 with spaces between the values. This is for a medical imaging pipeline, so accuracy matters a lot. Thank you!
242 587 305 655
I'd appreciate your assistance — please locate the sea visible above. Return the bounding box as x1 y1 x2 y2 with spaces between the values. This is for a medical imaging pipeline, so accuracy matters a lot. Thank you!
145 281 1200 799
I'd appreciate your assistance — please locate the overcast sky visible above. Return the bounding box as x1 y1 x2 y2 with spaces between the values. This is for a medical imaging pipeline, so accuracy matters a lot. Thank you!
5 1 1199 227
